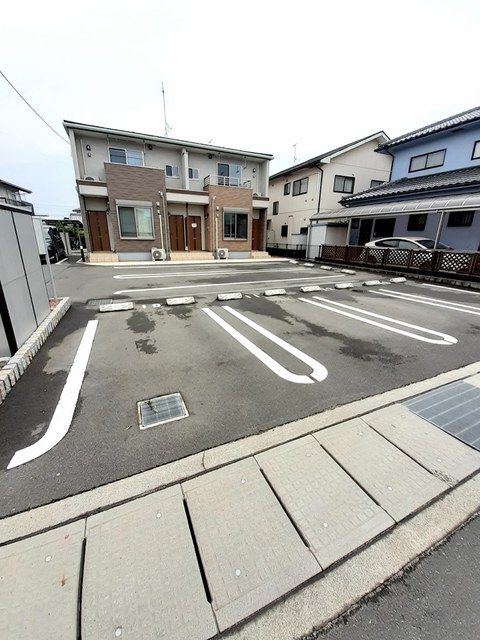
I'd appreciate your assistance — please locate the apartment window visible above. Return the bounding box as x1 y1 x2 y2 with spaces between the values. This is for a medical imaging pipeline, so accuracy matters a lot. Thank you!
299 227 308 235
272 201 279 215
188 167 199 180
409 149 446 172
218 163 242 186
334 175 355 193
292 177 308 196
281 225 288 238
118 206 154 239
472 141 480 160
370 179 384 188
109 148 144 166
283 182 291 195
166 165 179 177
447 211 474 227
407 213 428 231
223 211 248 239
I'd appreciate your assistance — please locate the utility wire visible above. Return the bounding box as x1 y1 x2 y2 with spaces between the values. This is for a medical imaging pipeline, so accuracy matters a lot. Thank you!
0 69 70 145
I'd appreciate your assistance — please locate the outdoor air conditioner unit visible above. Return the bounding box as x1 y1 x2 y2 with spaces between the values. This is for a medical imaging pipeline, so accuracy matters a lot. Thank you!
216 248 229 260
151 247 166 261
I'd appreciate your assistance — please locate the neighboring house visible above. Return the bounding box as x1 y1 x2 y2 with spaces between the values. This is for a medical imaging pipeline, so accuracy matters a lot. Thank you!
0 180 51 358
63 121 273 261
312 106 480 251
267 133 391 257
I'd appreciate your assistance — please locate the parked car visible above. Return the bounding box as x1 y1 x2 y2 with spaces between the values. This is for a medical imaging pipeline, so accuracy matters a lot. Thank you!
42 226 66 263
365 237 451 250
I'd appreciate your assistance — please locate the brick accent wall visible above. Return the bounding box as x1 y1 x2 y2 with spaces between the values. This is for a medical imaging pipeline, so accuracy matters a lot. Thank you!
105 163 166 254
207 185 253 251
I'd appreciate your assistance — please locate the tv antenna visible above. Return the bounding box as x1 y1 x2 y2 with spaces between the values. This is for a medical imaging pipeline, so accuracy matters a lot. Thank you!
162 82 172 137
293 142 298 164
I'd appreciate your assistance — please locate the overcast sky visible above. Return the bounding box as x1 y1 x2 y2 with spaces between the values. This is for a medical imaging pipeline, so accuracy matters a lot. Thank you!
1 0 479 217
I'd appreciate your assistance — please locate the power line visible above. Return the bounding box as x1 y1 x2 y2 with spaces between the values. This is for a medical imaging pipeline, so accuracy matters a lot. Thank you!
0 69 70 145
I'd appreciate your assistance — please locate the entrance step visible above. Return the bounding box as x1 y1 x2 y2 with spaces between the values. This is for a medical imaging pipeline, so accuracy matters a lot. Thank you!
87 252 118 263
170 252 214 261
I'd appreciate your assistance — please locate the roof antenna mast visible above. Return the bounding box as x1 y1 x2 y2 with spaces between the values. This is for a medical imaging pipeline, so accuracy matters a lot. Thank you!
293 142 298 164
162 82 171 137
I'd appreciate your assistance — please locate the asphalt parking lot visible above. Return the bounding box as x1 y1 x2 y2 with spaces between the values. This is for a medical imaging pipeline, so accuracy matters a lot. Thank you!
1 260 480 517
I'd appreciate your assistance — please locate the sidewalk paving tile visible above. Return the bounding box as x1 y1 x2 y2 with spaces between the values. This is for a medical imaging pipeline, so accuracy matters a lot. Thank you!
82 486 217 640
363 405 480 485
314 419 448 522
182 457 320 632
255 436 395 568
0 520 85 640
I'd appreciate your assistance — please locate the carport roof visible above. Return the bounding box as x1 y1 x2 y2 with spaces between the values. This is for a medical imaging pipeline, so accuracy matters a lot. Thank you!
311 192 480 222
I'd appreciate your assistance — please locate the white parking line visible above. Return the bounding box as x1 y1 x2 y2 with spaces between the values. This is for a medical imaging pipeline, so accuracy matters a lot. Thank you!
7 320 98 469
56 257 68 264
113 275 340 295
372 289 480 316
113 268 304 279
421 283 480 296
202 307 328 384
300 296 457 345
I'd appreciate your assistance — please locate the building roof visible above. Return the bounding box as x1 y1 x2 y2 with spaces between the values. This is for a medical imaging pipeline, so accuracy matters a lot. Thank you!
269 132 389 180
0 179 32 194
311 192 480 222
341 166 480 205
63 120 273 161
378 106 480 151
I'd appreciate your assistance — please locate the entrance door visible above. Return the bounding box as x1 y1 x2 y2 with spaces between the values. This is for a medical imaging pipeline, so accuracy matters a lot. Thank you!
187 216 201 251
252 218 260 251
169 215 185 251
358 218 373 245
87 211 111 251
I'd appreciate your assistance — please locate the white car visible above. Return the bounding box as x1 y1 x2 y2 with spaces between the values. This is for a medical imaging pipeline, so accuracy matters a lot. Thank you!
365 237 451 251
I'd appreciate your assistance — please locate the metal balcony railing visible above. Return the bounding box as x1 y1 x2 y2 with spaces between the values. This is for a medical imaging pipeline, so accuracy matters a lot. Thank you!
0 197 34 212
204 175 252 189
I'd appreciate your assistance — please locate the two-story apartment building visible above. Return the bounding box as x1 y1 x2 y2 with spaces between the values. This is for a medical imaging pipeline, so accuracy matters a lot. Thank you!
63 121 273 261
312 106 480 251
267 133 391 257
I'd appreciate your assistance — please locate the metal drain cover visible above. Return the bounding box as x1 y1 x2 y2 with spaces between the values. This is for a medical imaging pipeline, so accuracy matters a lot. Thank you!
138 393 189 429
87 298 113 307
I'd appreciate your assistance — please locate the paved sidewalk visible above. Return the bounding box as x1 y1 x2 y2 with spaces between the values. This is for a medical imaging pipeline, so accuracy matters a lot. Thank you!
1 368 480 639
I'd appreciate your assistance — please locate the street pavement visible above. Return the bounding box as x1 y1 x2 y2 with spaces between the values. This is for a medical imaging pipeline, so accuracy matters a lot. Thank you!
1 365 480 639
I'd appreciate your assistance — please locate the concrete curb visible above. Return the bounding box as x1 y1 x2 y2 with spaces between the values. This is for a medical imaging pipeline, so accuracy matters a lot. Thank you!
0 298 71 407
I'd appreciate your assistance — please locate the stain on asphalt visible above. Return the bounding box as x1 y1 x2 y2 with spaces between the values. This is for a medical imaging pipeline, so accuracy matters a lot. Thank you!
126 311 156 334
134 338 158 354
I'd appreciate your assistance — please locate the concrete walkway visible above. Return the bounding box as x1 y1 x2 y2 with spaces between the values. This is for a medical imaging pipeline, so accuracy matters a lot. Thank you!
1 364 480 640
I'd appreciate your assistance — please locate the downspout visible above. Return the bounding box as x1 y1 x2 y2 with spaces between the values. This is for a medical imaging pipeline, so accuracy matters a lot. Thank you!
159 191 171 260
311 164 324 259
211 195 217 257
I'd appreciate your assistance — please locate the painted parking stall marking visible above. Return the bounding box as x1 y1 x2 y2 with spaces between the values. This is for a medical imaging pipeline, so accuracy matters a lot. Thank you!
202 306 328 384
372 289 480 316
300 296 457 345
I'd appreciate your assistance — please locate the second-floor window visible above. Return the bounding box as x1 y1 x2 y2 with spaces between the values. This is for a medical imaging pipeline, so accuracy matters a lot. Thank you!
370 179 384 188
188 167 199 180
166 165 179 177
292 177 308 196
281 225 288 237
283 183 291 195
409 149 446 172
217 163 242 186
272 201 279 215
109 148 143 166
472 141 480 160
334 175 355 193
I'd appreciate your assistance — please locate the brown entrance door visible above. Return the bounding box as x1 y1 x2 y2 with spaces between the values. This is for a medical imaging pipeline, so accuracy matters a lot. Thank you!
252 218 260 251
87 211 111 251
187 216 201 251
169 215 185 251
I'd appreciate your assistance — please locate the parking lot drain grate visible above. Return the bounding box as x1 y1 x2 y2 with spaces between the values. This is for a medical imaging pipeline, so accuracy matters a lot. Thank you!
86 298 113 307
138 393 189 429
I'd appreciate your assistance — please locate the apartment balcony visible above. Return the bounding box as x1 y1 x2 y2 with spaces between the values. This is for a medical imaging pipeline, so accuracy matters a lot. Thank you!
0 197 34 213
204 175 253 189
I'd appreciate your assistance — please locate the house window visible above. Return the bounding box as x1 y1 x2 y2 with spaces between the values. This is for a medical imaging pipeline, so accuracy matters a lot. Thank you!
166 165 179 177
281 225 288 238
283 182 291 195
118 206 154 239
334 175 355 193
272 201 279 215
299 227 308 235
188 167 199 180
472 141 480 160
407 213 428 231
218 163 242 186
223 211 248 239
409 149 446 172
447 211 474 227
292 177 308 196
370 179 384 188
108 148 144 166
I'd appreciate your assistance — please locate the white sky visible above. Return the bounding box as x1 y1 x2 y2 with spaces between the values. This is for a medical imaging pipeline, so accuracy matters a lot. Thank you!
1 0 479 217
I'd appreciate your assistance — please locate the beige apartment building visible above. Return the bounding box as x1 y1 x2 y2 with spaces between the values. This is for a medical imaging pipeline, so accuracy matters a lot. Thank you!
63 121 273 261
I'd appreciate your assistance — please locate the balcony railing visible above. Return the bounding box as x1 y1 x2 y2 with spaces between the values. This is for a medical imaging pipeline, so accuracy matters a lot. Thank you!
0 197 34 212
204 175 253 189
